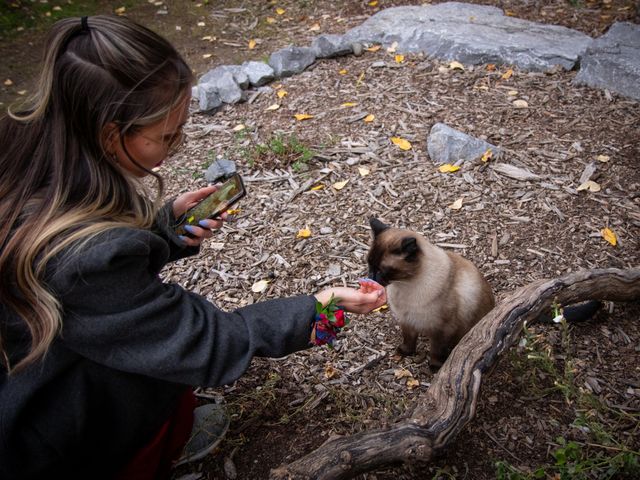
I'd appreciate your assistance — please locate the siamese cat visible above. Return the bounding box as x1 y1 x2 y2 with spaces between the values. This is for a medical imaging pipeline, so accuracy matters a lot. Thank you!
367 217 495 370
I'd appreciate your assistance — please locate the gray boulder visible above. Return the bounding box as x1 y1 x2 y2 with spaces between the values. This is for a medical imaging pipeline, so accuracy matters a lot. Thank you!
575 22 640 101
241 61 275 87
199 65 249 89
311 34 353 58
196 83 223 113
342 2 591 71
427 123 500 165
268 46 317 78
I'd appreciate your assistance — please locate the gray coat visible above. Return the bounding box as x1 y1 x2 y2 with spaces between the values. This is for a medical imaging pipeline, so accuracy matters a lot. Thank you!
0 207 316 479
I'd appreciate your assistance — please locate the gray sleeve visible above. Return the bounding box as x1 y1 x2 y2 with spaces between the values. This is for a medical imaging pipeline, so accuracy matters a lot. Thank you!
53 230 315 387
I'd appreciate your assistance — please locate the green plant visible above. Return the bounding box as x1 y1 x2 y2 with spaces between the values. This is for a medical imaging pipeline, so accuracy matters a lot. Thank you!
246 133 315 171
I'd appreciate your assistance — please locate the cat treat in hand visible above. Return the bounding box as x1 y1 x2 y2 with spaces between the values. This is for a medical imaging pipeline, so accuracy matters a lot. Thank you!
358 278 385 295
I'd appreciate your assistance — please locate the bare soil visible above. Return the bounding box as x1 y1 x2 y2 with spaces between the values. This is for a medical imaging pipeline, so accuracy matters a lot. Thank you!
1 1 639 479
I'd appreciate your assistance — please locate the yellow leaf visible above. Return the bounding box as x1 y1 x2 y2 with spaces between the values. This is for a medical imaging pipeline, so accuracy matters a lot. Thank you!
276 7 285 15
3 79 13 86
338 69 348 75
395 54 405 63
504 9 516 16
439 164 461 173
502 69 514 80
394 368 412 379
508 90 519 96
310 184 324 191
276 89 287 98
596 154 610 163
577 180 601 192
513 99 529 108
449 61 465 71
251 279 270 293
232 124 246 132
248 39 257 49
601 227 617 246
365 45 381 52
358 166 370 177
372 304 388 312
406 378 420 389
363 114 375 122
265 103 280 111
294 113 314 121
297 228 312 238
391 137 412 151
226 208 241 215
341 102 357 107
332 180 349 190
481 148 493 162
114 6 126 14
356 71 365 86
266 17 276 24
449 198 463 210
309 23 320 31
368 0 379 6
324 364 339 379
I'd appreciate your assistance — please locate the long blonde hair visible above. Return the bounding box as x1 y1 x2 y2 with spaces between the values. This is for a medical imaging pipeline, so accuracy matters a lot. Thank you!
0 15 193 373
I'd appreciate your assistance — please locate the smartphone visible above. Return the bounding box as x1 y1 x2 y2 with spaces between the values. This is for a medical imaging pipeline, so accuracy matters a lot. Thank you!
175 173 246 236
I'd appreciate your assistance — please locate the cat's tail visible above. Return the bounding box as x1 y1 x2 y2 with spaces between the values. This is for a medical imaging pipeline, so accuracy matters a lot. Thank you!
537 300 603 324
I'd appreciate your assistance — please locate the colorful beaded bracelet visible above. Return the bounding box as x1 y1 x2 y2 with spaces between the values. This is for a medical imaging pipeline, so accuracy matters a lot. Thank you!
310 295 349 347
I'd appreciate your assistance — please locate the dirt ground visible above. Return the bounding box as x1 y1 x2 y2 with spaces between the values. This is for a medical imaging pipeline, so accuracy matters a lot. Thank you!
2 1 639 479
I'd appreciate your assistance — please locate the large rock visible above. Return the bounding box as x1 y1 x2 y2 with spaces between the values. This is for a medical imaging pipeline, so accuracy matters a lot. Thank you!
427 123 500 165
268 46 317 78
342 2 591 71
574 22 640 101
311 34 354 58
241 61 275 87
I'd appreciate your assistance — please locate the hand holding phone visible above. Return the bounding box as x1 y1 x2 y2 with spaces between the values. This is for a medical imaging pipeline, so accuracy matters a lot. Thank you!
175 173 246 236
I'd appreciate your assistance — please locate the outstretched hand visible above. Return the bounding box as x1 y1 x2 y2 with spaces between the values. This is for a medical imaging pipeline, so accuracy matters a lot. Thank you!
173 186 227 247
315 279 387 314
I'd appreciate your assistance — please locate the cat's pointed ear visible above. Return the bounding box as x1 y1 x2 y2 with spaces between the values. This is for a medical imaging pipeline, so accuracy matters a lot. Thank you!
369 217 389 236
400 236 419 256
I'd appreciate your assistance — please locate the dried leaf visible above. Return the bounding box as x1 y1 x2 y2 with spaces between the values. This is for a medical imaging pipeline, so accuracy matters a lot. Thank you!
386 41 398 53
406 378 420 389
481 148 493 163
324 364 339 379
486 64 496 71
597 154 610 163
363 114 375 123
358 166 370 177
394 368 412 379
365 45 381 52
114 6 126 14
449 61 465 71
341 102 357 107
368 0 379 6
232 124 245 132
502 69 514 80
276 89 287 98
394 54 405 64
275 7 285 15
449 198 463 210
338 69 348 75
577 180 601 192
266 17 276 24
390 137 412 151
248 39 257 49
513 99 529 108
601 227 617 246
3 79 13 86
438 164 461 173
202 53 213 59
309 23 321 31
296 228 312 238
294 113 314 121
265 103 280 111
310 184 324 191
16 90 27 96
372 304 388 312
332 180 349 190
251 279 270 293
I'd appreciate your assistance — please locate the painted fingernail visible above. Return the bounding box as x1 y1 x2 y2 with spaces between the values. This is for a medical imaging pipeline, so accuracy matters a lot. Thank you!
183 225 196 233
198 220 211 228
178 235 188 242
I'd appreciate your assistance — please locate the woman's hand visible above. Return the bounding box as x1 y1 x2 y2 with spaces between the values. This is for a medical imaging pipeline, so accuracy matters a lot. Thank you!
173 186 226 247
315 279 387 314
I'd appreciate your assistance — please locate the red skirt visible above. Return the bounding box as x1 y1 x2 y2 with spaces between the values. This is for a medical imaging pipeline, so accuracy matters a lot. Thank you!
114 389 196 480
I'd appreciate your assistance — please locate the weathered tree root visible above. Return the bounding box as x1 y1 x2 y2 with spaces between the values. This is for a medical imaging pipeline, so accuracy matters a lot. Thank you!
270 268 640 480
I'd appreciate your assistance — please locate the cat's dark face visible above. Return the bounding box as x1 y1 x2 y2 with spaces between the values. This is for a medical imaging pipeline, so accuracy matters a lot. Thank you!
366 217 422 286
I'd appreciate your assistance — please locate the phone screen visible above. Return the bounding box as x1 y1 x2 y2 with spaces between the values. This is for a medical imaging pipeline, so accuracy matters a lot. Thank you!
175 173 246 236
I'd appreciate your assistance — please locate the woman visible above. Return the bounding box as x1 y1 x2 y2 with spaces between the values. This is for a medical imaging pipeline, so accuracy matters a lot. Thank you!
0 15 385 479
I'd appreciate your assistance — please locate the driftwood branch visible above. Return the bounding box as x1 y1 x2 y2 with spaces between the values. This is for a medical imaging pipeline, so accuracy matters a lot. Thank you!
271 268 640 480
